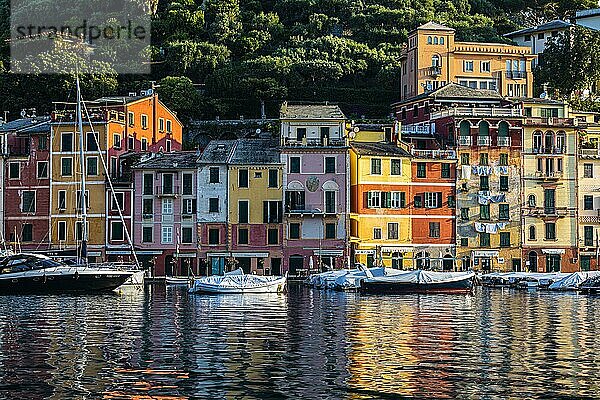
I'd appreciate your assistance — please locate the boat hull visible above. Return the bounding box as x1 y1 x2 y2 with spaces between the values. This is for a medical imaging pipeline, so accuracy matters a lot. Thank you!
189 278 286 294
361 278 473 294
165 277 191 285
0 271 132 294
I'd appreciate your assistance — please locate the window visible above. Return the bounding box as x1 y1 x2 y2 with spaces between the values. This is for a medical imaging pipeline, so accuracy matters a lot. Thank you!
113 133 121 149
529 225 536 240
159 118 164 131
320 127 330 139
479 121 489 137
500 232 510 247
480 204 490 220
371 158 382 175
87 157 98 176
209 167 220 183
162 173 174 194
545 222 556 240
480 61 490 72
325 223 336 239
390 159 402 175
460 153 470 165
584 195 594 210
425 192 441 208
181 227 193 244
58 221 67 241
209 198 219 213
460 207 469 220
128 136 135 150
208 228 219 245
524 34 531 42
141 138 148 151
254 172 262 179
268 228 279 244
128 112 134 126
182 173 193 195
499 204 509 220
461 238 468 247
296 127 306 141
480 153 488 165
500 176 509 191
61 158 73 176
286 190 305 211
111 192 124 211
58 190 66 210
290 157 300 173
431 55 440 67
7 162 18 179
238 228 249 244
537 158 543 172
38 136 47 150
263 200 282 223
289 223 300 239
433 37 438 45
414 195 422 208
162 198 173 215
544 189 555 213
387 223 399 240
448 195 456 207
373 227 382 240
76 191 90 210
367 191 381 208
440 37 444 45
538 32 544 40
499 154 508 166
161 226 173 244
143 227 153 243
86 131 98 152
37 161 48 178
166 120 172 133
166 140 172 152
459 120 470 137
61 133 73 152
183 198 196 214
141 114 148 129
111 221 124 241
391 191 405 208
417 162 426 178
463 60 474 72
441 163 450 178
239 200 249 223
22 191 35 213
528 194 536 208
584 163 593 178
143 198 153 215
584 226 594 247
325 191 336 214
111 157 118 178
269 169 278 188
75 221 85 241
480 176 489 191
143 173 153 195
427 36 432 44
427 222 440 238
480 232 490 247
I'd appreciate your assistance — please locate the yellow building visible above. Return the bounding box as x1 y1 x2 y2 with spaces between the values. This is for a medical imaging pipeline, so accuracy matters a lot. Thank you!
400 22 535 101
226 138 284 275
520 99 579 272
349 124 413 268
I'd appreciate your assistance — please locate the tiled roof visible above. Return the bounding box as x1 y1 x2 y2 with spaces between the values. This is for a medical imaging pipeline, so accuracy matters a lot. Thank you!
0 117 51 133
95 95 148 104
229 138 281 165
396 83 504 105
504 20 571 38
280 103 346 120
133 151 199 169
198 140 237 163
416 22 455 32
351 142 411 157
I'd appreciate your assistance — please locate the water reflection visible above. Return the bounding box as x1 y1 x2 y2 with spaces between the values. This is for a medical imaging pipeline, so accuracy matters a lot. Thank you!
0 287 599 399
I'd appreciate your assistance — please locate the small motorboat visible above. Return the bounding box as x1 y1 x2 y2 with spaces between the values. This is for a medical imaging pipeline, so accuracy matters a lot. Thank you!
0 253 133 294
165 276 191 285
579 275 600 294
360 270 475 294
189 268 286 294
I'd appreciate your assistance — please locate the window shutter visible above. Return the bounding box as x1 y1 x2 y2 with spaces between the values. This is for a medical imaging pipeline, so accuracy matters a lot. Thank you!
400 192 406 208
263 201 268 223
385 192 391 208
192 199 197 214
367 191 372 208
437 192 442 208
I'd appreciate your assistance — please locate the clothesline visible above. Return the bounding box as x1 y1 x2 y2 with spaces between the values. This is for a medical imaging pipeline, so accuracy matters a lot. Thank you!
474 222 508 233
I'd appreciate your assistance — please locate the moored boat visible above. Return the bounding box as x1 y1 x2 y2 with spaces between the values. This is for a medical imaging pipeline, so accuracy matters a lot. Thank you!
165 276 191 285
189 269 286 294
0 253 132 294
360 270 475 294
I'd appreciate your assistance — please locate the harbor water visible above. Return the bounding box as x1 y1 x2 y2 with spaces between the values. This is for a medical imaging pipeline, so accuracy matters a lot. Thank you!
0 285 599 399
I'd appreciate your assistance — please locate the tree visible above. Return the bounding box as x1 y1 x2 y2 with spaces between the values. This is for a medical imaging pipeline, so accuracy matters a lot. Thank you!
157 76 203 120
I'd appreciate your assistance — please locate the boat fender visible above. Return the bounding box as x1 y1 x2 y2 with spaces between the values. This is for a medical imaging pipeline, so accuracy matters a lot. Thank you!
43 274 47 283
74 271 79 280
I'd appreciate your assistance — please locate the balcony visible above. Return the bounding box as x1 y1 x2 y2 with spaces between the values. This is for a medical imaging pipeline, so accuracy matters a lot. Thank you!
402 123 435 136
524 117 574 127
430 107 522 119
285 204 325 215
283 137 346 147
497 136 511 147
411 149 456 159
155 185 180 197
8 140 31 157
580 148 600 158
423 66 442 77
533 146 565 155
535 170 563 180
458 136 472 146
505 70 527 79
477 136 491 146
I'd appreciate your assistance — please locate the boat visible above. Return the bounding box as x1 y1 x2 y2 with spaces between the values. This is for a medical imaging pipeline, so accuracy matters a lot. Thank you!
0 253 132 294
548 271 600 291
189 269 287 294
360 270 475 294
306 265 404 291
165 276 191 285
579 275 600 294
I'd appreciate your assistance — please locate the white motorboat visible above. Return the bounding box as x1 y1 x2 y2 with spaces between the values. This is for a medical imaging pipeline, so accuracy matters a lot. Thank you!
165 276 191 285
189 269 286 294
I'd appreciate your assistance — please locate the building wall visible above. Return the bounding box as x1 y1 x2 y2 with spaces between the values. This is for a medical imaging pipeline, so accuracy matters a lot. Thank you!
577 129 600 270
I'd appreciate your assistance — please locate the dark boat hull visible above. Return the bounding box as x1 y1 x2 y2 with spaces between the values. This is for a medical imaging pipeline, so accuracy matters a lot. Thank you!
361 278 474 294
0 273 131 294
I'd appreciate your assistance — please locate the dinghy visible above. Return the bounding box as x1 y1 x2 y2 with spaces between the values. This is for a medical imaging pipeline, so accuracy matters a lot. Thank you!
189 269 286 294
361 270 475 294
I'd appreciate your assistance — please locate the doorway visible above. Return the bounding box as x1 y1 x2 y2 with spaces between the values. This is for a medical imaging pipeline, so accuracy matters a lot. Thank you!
528 251 537 272
546 254 561 272
443 254 454 271
289 255 304 275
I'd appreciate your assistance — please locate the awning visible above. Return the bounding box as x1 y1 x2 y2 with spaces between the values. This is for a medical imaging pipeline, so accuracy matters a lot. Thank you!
313 250 344 256
354 249 376 255
106 250 134 255
231 252 269 258
174 253 196 258
542 248 566 255
381 246 413 253
87 251 102 257
472 250 499 257
136 250 163 255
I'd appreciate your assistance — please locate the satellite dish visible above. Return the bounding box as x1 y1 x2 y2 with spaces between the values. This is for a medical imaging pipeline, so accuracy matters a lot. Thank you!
256 128 261 134
353 127 360 133
540 92 547 99
146 88 154 95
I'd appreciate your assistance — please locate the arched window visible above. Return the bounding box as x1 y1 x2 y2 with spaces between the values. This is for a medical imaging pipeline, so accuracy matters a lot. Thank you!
479 120 489 136
392 252 403 269
556 131 566 153
544 131 554 152
529 226 536 240
433 37 438 45
427 36 432 44
440 37 445 45
416 251 431 269
528 251 537 272
533 131 542 151
498 121 509 137
528 194 536 207
432 55 441 67
459 120 470 137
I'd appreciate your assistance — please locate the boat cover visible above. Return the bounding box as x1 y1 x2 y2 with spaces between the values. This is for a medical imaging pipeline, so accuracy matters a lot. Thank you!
366 270 475 284
196 273 283 288
306 267 402 290
548 271 600 291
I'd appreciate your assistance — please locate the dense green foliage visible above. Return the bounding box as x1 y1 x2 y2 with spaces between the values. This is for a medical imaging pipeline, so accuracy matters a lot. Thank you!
0 0 595 120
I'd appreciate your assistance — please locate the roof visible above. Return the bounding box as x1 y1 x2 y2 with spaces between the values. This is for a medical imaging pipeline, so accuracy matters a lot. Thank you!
416 21 455 32
510 97 565 105
133 151 199 169
351 141 411 157
0 117 51 133
393 83 504 107
504 20 571 38
229 138 281 165
198 140 237 163
95 95 149 104
280 103 346 120
353 123 394 131
576 8 600 19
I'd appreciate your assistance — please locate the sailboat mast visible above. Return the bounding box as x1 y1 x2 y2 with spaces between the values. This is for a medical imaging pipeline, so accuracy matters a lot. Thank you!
76 76 88 259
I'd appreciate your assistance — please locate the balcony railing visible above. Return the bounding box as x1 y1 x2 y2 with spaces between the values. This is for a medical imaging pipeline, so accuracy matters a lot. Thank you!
155 185 180 197
535 170 563 179
8 143 30 157
533 146 565 154
524 117 573 127
285 204 325 214
477 136 491 146
458 136 472 146
424 66 442 77
411 149 457 159
283 137 346 147
505 70 527 79
580 148 600 157
401 123 435 135
497 136 511 147
430 107 522 119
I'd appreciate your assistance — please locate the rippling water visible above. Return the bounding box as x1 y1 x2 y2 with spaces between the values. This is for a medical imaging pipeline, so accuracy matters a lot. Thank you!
0 285 599 399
